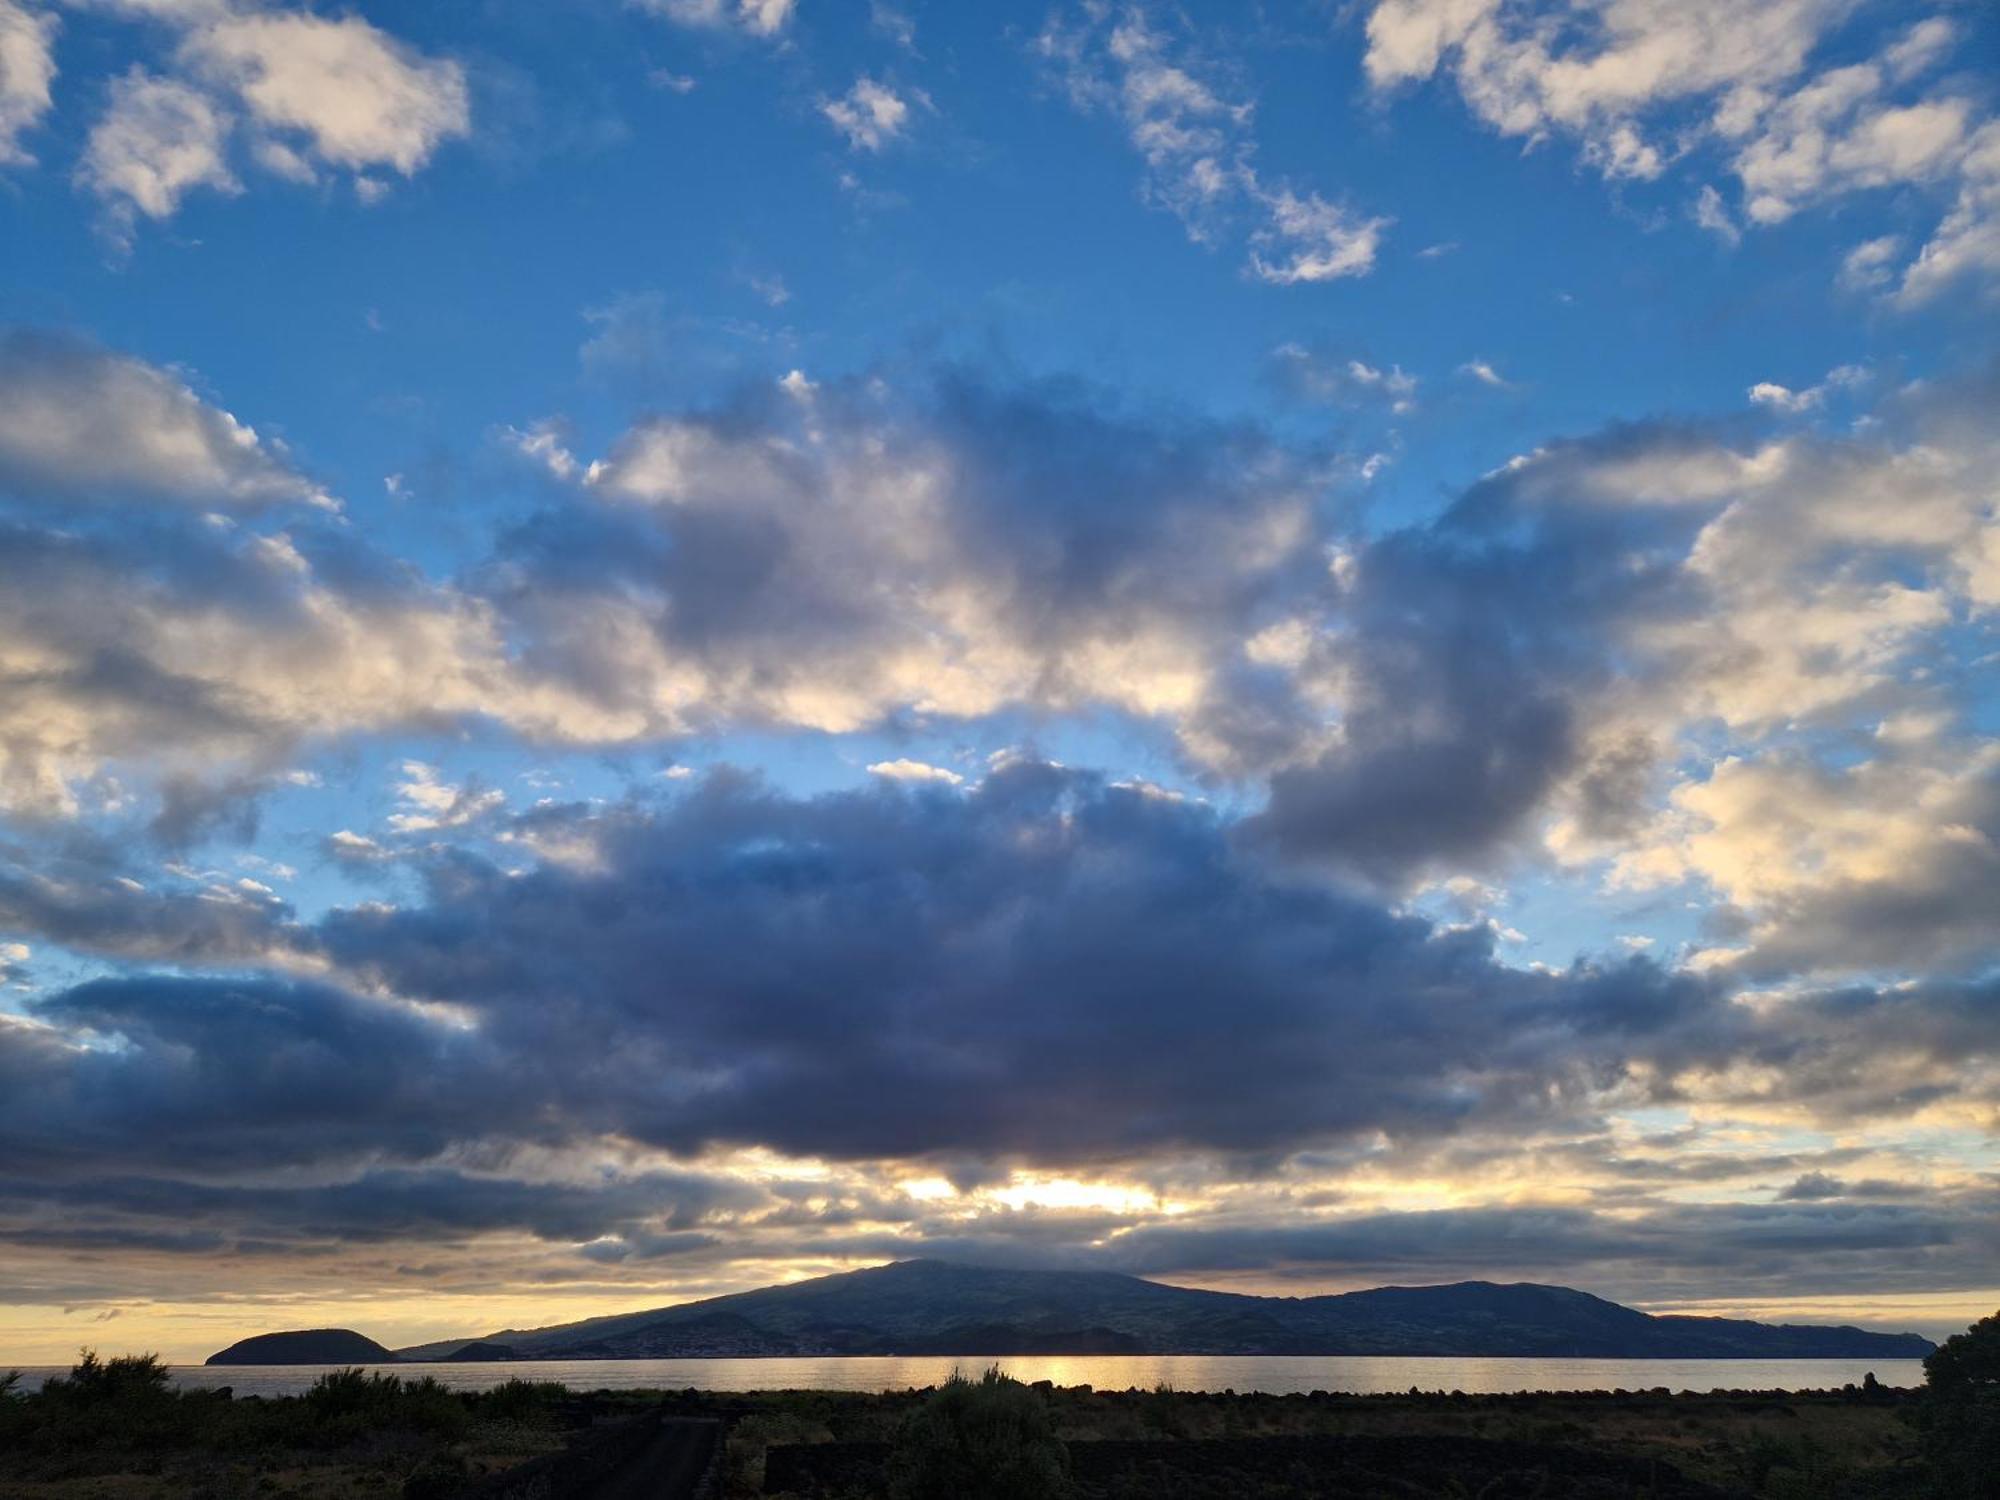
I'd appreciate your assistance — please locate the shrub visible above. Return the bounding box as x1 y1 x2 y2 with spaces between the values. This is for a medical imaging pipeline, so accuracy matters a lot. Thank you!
39 1350 173 1407
886 1368 1071 1500
299 1368 469 1446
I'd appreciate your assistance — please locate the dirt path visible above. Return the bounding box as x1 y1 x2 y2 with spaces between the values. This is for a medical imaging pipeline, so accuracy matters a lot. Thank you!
573 1415 720 1500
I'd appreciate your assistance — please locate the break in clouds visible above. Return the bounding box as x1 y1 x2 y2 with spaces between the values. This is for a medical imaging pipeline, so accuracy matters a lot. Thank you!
0 320 1995 1326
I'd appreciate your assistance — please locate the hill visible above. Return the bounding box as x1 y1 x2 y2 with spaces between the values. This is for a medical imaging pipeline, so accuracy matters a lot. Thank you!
385 1260 1935 1361
205 1328 398 1366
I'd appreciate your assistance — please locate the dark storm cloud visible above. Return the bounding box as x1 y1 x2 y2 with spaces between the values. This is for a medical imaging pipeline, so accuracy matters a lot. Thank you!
2 976 492 1173
1250 425 1711 883
9 763 1995 1205
0 1166 758 1252
0 763 1718 1190
0 851 302 966
315 760 1725 1165
1079 1194 2000 1304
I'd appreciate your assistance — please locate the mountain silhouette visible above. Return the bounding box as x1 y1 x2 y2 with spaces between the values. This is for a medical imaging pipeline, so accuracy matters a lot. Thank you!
206 1328 397 1365
363 1261 1935 1362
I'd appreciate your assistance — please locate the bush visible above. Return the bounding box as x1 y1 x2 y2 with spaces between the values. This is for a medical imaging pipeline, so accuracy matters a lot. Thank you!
887 1368 1071 1500
38 1350 173 1407
300 1368 469 1446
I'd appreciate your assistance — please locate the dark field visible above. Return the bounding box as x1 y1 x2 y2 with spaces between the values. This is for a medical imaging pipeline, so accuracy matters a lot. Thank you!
8 1354 1997 1500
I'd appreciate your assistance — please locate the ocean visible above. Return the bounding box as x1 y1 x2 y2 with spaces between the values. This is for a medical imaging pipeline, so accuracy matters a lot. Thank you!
7 1353 1929 1398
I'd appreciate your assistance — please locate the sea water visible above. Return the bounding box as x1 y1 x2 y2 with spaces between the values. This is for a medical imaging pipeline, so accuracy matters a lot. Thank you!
6 1353 1929 1398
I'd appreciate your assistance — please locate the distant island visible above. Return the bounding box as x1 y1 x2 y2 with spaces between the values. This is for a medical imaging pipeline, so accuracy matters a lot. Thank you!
206 1260 1936 1364
205 1328 398 1366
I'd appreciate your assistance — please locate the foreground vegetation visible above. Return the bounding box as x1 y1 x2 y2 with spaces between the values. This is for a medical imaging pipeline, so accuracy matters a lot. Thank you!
2 1309 1993 1498
0 1356 570 1498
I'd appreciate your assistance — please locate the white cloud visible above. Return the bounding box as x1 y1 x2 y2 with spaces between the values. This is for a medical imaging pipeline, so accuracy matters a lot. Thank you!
1362 2 1999 299
1747 365 1864 414
866 758 964 786
62 4 468 234
386 760 504 833
1839 234 1903 291
1248 186 1386 284
505 421 586 483
1896 121 2000 306
635 0 795 38
78 67 237 227
0 0 57 166
180 11 468 178
821 76 911 152
1458 358 1507 387
1039 5 1383 282
1693 183 1740 245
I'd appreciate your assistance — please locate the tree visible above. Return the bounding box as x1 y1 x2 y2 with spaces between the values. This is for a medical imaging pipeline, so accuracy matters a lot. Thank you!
887 1368 1071 1500
1927 1311 2000 1396
1923 1310 2000 1498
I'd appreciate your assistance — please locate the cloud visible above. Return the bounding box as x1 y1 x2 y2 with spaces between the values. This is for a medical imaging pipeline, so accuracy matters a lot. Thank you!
634 0 796 38
1255 372 1999 912
179 10 469 176
1361 2 2000 297
822 77 913 152
1247 187 1386 285
491 369 1333 771
1266 344 1418 412
2 766 1994 1313
0 333 510 813
1692 183 1740 245
0 0 57 165
1038 5 1383 281
0 330 327 509
866 759 964 786
385 761 505 834
77 67 238 229
0 761 1739 1181
60 2 469 234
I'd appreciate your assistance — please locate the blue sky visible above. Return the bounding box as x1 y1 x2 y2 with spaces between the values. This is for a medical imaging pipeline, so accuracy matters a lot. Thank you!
0 0 1997 1359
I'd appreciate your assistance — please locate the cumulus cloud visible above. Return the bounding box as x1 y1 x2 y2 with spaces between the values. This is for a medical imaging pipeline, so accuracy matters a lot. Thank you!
1258 371 2000 928
179 10 469 176
0 334 514 813
1361 1 2000 297
490 370 1333 770
62 1 469 233
0 330 327 509
821 76 913 152
77 67 238 229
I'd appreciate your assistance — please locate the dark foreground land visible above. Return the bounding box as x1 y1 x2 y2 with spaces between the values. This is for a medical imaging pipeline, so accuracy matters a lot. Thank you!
6 1355 1999 1500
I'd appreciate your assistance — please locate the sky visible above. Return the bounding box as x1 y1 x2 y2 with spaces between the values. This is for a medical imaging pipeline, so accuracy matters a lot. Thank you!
0 0 1996 1363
